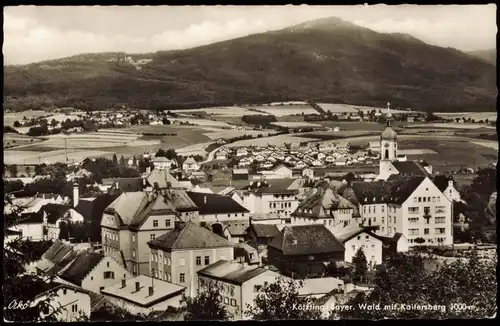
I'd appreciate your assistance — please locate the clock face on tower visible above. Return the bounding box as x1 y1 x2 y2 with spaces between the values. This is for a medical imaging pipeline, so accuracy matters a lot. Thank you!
384 143 390 148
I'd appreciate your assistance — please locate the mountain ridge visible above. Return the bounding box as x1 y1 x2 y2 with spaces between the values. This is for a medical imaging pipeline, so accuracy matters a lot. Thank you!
4 17 497 112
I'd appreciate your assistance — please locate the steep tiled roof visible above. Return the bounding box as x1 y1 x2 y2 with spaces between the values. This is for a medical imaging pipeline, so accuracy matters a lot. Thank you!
392 161 429 177
387 175 426 204
18 212 44 224
338 181 391 205
241 179 298 194
105 192 148 225
103 178 144 192
37 240 77 275
148 221 234 251
269 224 345 256
187 192 249 215
147 170 182 189
43 203 71 224
333 226 380 243
197 260 273 285
59 251 104 286
226 225 247 236
294 187 356 218
249 224 279 238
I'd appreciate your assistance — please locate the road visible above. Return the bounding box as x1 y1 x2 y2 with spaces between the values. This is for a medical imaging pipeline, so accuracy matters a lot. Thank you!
200 144 225 164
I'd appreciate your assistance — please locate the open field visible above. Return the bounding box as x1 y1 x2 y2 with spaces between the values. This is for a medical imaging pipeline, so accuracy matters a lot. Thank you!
315 121 407 131
3 133 43 148
397 149 438 155
3 110 51 126
271 121 321 128
225 134 319 148
469 141 499 150
435 112 497 121
45 114 83 122
203 130 277 140
175 142 213 156
300 130 380 140
407 123 495 130
168 118 234 127
170 106 261 117
245 104 318 116
4 149 113 165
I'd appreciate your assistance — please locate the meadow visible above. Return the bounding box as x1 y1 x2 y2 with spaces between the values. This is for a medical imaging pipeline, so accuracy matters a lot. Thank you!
3 110 51 126
271 121 321 128
435 112 497 121
170 106 259 117
225 134 320 148
3 149 114 165
203 130 277 140
407 123 495 130
245 104 318 116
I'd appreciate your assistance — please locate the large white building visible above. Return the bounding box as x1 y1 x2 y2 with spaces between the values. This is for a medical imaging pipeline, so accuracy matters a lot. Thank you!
334 105 454 247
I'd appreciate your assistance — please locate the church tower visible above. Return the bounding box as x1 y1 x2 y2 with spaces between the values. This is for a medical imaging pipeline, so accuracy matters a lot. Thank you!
379 102 398 176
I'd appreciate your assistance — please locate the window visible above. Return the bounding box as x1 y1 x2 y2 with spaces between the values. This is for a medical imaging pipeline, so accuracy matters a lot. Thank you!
230 299 237 306
153 220 158 227
132 249 136 258
150 234 156 240
205 256 210 265
224 297 229 304
393 217 396 224
432 197 436 202
368 207 371 214
424 228 430 235
408 207 419 214
373 206 376 214
107 262 110 267
435 228 446 235
357 236 361 240
435 217 446 224
381 206 385 213
71 304 78 313
409 217 419 224
166 219 171 227
352 245 355 251
437 197 441 202
414 197 417 203
427 197 431 202
423 197 426 202
424 207 431 215
179 258 186 266
365 235 369 240
254 285 262 292
196 256 202 266
180 273 185 283
132 233 136 243
409 229 419 236
62 288 67 295
363 207 366 214
103 271 115 279
435 206 446 214
371 244 375 249
418 197 422 202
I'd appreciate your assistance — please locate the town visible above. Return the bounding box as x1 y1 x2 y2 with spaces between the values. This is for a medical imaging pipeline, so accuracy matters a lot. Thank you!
4 106 497 321
3 4 497 322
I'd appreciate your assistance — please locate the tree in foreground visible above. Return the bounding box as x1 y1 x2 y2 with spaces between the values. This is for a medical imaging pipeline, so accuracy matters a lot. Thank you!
352 248 368 283
181 286 230 320
335 251 497 319
246 276 322 320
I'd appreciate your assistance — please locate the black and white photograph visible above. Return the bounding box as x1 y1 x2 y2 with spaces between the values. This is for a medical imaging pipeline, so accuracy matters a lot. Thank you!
3 4 497 321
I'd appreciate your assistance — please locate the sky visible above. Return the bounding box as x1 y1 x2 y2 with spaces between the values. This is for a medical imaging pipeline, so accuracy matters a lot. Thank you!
4 5 497 65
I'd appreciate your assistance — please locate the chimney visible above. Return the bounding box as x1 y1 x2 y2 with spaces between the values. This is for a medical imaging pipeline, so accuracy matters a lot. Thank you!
175 221 186 230
204 196 207 204
148 286 154 296
135 281 140 292
73 183 79 208
115 181 119 190
121 279 126 288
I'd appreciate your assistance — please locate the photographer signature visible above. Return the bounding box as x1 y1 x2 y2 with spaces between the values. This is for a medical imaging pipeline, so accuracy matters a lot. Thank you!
6 300 34 310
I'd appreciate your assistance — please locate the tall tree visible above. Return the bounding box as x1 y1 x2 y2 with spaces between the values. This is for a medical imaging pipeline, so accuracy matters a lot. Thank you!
119 155 126 166
112 154 118 165
352 247 368 282
182 287 230 321
335 251 496 319
246 276 322 320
